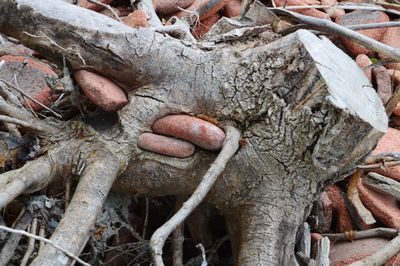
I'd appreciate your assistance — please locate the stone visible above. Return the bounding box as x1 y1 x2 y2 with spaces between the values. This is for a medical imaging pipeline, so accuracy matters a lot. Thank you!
355 54 372 81
388 69 400 87
173 0 229 20
393 101 400 116
153 0 195 15
138 132 195 158
152 115 226 151
335 10 389 56
222 0 241 18
330 237 400 266
311 232 322 244
74 70 128 112
78 0 113 12
325 185 353 232
380 27 400 71
371 127 400 181
321 0 345 19
357 179 400 228
372 66 392 105
122 10 148 28
193 13 220 39
275 0 329 19
0 55 60 112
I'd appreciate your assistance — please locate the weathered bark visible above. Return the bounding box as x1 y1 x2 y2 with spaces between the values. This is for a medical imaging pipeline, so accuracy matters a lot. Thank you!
0 0 388 265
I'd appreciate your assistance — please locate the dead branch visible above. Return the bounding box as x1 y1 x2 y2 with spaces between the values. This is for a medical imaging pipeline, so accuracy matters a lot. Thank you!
20 217 38 266
363 172 400 200
150 125 241 266
0 224 90 266
0 209 32 266
0 96 57 134
269 8 400 62
0 114 49 132
349 233 400 266
0 78 62 118
322 227 400 241
30 148 120 266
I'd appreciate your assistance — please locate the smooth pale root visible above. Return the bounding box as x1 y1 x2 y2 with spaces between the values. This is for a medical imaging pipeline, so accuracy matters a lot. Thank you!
138 133 195 158
74 70 128 112
152 115 225 151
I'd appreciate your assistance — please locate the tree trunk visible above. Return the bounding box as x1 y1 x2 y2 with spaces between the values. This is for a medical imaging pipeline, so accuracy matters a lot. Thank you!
0 0 387 265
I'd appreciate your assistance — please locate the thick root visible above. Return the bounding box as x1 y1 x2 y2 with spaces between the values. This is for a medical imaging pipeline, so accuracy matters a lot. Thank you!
30 148 120 266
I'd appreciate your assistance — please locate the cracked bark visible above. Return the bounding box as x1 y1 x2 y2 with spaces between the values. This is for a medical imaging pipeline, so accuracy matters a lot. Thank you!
0 0 388 265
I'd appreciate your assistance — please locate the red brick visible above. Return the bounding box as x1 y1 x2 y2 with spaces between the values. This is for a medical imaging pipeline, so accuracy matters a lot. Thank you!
372 66 392 105
153 0 195 15
152 115 225 151
193 13 220 39
275 0 329 19
357 179 400 228
355 54 372 81
74 70 128 112
371 127 400 181
331 237 400 266
335 10 389 56
325 185 353 232
0 55 59 112
321 0 345 19
222 0 241 18
380 27 400 71
122 10 148 28
138 132 195 158
78 0 113 12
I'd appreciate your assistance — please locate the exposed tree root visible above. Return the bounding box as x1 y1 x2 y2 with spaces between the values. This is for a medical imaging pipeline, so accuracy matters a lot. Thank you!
30 147 120 266
0 209 32 266
150 125 241 266
0 0 391 264
0 156 57 209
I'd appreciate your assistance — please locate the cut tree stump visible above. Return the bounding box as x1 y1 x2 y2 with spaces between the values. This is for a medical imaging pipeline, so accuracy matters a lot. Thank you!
0 0 387 265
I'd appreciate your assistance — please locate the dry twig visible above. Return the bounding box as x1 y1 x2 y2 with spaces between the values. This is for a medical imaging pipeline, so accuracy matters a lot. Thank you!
20 218 38 266
269 8 400 62
0 224 90 266
322 227 400 241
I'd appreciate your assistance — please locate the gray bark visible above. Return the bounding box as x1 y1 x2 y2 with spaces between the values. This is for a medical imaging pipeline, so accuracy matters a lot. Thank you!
0 0 388 265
